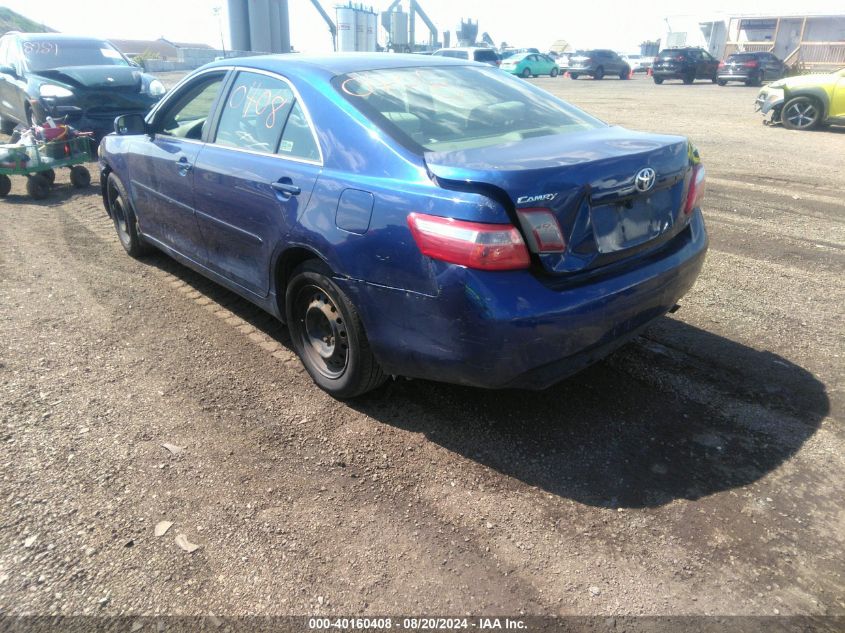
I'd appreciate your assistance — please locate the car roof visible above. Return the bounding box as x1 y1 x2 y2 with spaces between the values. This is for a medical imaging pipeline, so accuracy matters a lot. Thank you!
13 33 109 43
204 53 477 77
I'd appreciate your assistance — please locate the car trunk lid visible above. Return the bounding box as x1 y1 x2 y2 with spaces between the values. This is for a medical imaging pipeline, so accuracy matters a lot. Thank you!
424 127 692 275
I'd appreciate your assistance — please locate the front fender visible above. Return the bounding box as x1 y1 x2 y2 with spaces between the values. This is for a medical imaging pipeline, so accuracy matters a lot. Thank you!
784 86 831 118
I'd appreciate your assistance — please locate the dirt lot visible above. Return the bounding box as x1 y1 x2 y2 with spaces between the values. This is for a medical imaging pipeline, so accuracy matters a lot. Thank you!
1 74 843 619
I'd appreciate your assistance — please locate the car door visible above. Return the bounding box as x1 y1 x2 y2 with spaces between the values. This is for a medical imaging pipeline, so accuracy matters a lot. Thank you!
831 70 845 118
127 70 228 262
539 55 555 74
192 70 321 297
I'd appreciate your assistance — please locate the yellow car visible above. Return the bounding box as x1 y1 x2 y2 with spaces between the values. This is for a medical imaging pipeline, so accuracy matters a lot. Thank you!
755 67 845 130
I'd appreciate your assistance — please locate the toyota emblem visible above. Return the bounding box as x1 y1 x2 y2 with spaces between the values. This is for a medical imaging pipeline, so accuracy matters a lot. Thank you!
635 167 656 192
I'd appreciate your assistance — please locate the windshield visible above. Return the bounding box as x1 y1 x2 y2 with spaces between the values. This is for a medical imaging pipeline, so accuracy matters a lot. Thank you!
22 39 130 71
335 65 604 153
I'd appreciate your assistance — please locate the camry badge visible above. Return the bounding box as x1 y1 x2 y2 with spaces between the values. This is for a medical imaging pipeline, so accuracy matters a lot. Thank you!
635 167 656 192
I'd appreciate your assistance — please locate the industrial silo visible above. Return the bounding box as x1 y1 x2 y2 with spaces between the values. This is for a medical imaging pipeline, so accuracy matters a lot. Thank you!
366 9 377 52
336 4 357 52
389 9 408 50
355 7 367 51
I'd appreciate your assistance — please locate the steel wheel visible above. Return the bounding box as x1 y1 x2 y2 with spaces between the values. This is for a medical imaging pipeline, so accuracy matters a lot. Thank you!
294 285 349 380
107 172 150 257
782 97 821 130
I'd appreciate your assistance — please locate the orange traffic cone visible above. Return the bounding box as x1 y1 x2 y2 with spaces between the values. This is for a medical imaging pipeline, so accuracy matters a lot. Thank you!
628 68 634 79
564 71 570 79
647 67 652 77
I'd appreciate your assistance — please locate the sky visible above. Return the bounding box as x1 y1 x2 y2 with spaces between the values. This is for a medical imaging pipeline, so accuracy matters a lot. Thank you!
3 0 844 53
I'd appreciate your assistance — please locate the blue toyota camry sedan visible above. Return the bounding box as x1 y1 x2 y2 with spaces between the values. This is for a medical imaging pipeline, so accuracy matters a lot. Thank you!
99 54 708 398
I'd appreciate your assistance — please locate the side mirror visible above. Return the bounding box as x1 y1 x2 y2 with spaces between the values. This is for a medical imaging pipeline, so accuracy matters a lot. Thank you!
114 113 147 136
0 64 17 78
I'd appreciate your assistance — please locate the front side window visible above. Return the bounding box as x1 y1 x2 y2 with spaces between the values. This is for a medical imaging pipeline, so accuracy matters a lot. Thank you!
156 74 225 139
215 71 296 154
337 65 603 153
22 39 130 71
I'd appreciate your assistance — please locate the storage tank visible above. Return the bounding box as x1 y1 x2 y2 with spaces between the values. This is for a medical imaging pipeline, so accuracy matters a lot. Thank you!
366 9 377 52
355 7 367 52
336 4 357 52
389 9 408 49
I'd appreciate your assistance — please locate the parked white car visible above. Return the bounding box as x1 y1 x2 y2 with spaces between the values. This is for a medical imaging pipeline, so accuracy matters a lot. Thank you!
621 54 651 73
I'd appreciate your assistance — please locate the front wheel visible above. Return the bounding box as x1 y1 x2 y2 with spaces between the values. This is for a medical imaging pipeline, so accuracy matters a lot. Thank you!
107 172 152 258
682 71 695 84
594 66 604 80
550 67 559 77
781 96 822 130
0 174 10 197
286 260 386 399
0 115 16 135
570 73 579 80
26 174 51 200
619 66 630 79
717 79 727 86
653 77 664 84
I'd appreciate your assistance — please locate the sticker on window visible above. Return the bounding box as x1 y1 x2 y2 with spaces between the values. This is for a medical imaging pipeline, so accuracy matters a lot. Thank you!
279 140 294 153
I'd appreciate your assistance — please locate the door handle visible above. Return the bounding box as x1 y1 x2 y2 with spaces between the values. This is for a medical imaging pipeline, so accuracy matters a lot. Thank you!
271 180 301 197
176 156 192 176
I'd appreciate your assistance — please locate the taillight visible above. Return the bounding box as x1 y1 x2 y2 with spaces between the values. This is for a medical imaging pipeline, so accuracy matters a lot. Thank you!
684 164 706 215
515 208 566 253
743 60 759 68
407 213 530 271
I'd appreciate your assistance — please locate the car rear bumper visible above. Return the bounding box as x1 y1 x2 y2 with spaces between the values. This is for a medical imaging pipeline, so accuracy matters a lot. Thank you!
340 209 708 390
717 72 759 81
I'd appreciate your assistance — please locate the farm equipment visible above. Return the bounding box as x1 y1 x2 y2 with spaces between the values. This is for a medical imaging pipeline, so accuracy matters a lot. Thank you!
0 125 93 200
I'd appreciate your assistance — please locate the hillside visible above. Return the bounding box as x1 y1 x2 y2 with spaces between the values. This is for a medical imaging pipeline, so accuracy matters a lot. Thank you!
0 6 55 35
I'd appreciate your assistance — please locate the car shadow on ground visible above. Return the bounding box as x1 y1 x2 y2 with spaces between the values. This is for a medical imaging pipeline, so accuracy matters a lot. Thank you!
0 181 92 206
141 252 829 510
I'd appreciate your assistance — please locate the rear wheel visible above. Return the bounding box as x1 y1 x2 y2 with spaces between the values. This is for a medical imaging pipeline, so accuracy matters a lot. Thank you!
286 260 386 399
570 73 579 79
619 66 630 79
781 96 822 130
521 67 532 78
107 172 152 257
26 174 51 200
0 115 16 135
682 71 695 84
0 174 10 197
653 77 664 84
70 165 91 188
594 66 604 80
42 169 56 184
717 79 727 86
745 76 761 87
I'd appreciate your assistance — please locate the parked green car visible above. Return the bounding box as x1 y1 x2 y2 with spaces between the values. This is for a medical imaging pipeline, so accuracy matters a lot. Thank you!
501 53 560 78
756 67 845 130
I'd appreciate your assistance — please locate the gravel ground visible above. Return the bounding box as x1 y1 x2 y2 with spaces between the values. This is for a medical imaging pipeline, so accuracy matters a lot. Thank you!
0 74 843 619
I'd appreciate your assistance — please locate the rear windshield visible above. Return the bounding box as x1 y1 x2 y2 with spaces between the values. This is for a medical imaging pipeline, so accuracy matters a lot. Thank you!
727 53 759 61
22 39 130 71
335 65 604 153
473 49 499 63
434 50 468 60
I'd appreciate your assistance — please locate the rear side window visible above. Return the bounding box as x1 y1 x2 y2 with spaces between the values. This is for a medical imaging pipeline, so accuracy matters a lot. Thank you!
473 49 499 63
215 71 295 153
336 65 603 153
278 101 320 162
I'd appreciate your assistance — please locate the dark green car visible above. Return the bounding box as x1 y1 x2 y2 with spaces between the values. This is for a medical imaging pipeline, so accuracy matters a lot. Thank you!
0 33 166 140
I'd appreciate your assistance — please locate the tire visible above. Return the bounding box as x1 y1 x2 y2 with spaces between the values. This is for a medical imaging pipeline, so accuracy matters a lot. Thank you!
653 77 664 84
682 71 695 84
745 76 761 87
106 172 152 258
717 79 727 86
521 67 532 78
594 66 604 80
0 115 16 135
781 96 822 131
550 67 559 77
286 260 387 399
0 174 10 197
619 66 630 80
570 73 579 80
70 165 91 188
26 174 51 200
42 168 56 184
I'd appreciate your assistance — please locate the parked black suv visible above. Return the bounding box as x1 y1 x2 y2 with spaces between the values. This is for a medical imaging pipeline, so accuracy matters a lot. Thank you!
652 47 719 84
567 49 630 80
717 51 785 86
0 33 166 139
